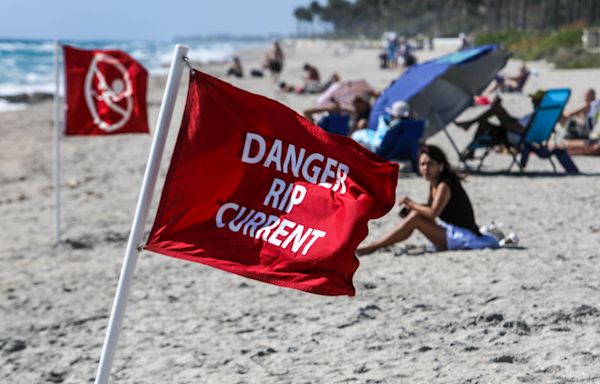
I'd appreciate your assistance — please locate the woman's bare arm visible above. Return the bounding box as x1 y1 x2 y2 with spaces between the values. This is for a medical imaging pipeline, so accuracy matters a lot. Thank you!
565 103 591 119
402 182 451 220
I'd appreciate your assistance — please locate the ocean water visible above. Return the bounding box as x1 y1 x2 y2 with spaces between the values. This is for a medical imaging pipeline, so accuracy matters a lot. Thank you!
0 38 268 112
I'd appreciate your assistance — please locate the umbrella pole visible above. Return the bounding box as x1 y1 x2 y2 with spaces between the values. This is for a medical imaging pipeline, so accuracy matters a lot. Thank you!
442 126 470 170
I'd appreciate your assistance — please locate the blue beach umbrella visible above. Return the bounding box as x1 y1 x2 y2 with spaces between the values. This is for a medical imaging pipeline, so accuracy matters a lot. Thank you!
369 45 510 157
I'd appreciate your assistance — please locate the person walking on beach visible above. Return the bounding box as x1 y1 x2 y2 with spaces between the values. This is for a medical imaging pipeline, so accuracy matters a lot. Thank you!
264 41 284 82
459 32 472 51
357 145 498 255
385 32 399 70
398 36 417 67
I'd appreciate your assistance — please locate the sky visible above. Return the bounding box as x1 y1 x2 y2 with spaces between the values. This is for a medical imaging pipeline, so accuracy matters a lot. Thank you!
0 0 315 41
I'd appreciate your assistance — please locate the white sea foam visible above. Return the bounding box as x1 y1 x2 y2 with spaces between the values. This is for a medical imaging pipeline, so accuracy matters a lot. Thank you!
0 38 265 111
186 44 235 63
0 41 54 52
0 99 27 112
0 83 56 97
149 67 170 76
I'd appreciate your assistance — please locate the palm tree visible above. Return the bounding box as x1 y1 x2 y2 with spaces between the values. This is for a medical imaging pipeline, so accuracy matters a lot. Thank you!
293 6 313 37
309 1 323 35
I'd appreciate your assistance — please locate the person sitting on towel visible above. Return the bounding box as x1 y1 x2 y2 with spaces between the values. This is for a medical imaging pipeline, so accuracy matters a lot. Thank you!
487 63 530 94
357 144 499 255
279 63 340 94
226 56 244 78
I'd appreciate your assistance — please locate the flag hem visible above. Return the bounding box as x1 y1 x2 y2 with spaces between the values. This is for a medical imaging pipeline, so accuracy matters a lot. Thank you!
144 244 356 297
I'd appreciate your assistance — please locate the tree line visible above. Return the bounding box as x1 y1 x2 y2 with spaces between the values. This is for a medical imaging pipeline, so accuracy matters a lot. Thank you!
293 0 600 38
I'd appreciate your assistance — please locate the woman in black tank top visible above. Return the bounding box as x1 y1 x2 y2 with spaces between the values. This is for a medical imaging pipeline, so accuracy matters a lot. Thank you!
357 145 482 255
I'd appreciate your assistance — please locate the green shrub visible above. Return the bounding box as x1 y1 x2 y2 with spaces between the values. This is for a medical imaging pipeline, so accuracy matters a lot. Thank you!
528 27 583 60
473 25 600 68
474 30 528 46
553 46 600 69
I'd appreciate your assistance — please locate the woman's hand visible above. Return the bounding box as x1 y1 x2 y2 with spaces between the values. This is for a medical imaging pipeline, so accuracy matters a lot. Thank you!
399 196 413 208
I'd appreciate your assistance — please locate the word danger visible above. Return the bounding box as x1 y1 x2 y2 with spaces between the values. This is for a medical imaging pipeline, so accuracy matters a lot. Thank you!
241 132 350 194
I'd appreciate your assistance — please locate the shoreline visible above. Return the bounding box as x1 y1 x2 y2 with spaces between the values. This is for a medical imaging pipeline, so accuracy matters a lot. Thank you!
0 38 273 113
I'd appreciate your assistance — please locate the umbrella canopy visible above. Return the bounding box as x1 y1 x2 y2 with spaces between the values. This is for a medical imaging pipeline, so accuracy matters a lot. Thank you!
369 45 511 138
317 79 375 112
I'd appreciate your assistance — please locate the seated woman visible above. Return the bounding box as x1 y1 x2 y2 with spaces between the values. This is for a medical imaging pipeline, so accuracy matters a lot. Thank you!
457 90 545 159
350 95 373 132
357 145 499 255
226 56 244 78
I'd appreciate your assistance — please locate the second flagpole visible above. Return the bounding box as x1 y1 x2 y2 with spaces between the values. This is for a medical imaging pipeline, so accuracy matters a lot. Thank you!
94 44 189 384
53 40 62 243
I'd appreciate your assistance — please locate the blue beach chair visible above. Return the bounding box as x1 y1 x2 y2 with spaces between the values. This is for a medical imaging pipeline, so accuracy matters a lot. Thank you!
376 119 426 174
464 89 578 173
512 88 578 173
317 113 351 136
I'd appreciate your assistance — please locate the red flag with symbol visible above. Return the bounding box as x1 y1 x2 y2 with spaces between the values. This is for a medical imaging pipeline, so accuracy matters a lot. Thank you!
144 71 398 296
63 45 149 136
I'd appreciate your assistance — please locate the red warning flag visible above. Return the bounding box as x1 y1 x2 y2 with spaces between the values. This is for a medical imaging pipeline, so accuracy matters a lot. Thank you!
145 71 398 296
63 45 149 135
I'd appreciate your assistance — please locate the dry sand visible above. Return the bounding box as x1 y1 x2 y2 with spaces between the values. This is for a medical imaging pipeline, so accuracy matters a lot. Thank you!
1 40 600 383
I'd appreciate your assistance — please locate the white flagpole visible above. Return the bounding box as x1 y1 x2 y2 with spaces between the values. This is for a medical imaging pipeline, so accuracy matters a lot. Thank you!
53 40 61 243
94 44 189 384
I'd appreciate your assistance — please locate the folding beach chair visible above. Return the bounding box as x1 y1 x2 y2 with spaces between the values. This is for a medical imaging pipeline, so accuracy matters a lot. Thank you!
463 88 578 173
376 119 425 174
511 88 579 173
317 113 351 136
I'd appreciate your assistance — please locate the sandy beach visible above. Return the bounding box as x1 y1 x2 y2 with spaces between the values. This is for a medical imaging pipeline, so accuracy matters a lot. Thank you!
1 40 600 383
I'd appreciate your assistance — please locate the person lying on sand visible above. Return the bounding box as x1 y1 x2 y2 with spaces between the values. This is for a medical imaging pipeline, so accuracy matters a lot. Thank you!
551 139 600 156
279 63 340 94
357 145 499 255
